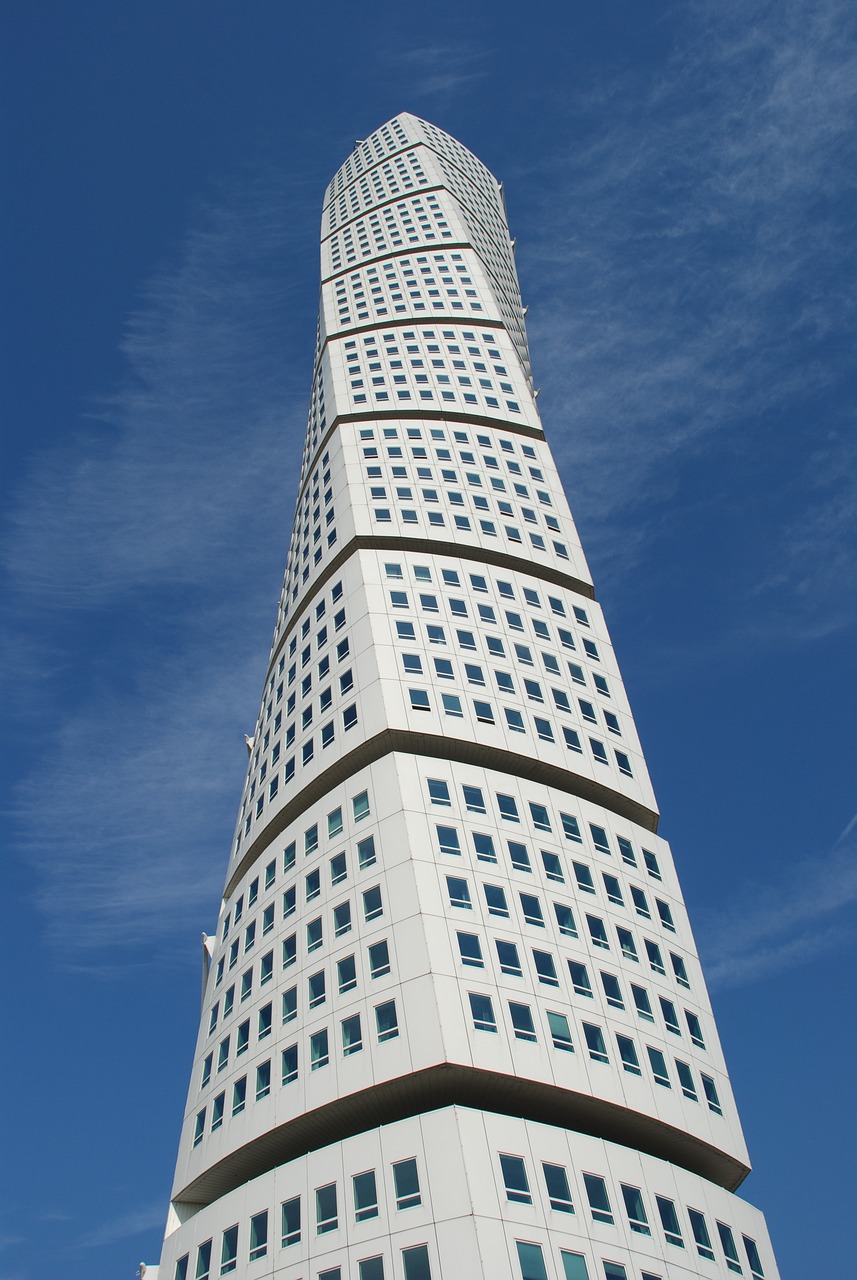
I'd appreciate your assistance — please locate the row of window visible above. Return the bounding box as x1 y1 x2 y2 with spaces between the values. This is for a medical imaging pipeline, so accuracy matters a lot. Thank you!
426 783 659 873
500 1156 764 1277
464 992 719 1108
193 1001 399 1147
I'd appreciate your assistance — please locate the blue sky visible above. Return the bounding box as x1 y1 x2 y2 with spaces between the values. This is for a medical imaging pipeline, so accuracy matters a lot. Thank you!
2 1 855 1276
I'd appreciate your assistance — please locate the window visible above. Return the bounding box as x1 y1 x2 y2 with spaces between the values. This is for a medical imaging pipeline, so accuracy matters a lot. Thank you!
516 1242 548 1280
509 1001 537 1041
341 1013 362 1055
232 1076 246 1115
743 1237 765 1278
366 940 389 978
316 1183 338 1234
671 952 690 987
436 825 461 855
603 1266 628 1280
193 1108 205 1147
248 1211 268 1261
602 874 623 905
363 885 383 920
484 883 508 916
210 1092 225 1131
541 850 564 882
375 999 399 1041
617 928 638 962
409 688 430 711
281 1196 301 1247
685 1010 706 1047
568 960 593 996
306 917 323 952
462 784 485 812
583 1173 613 1224
543 1162 574 1212
497 939 523 976
457 931 483 967
468 991 497 1031
717 1222 743 1273
258 1003 272 1039
616 1034 641 1075
333 901 352 936
255 1059 271 1099
688 1208 715 1260
600 972 624 1008
310 1029 329 1070
358 835 377 868
520 893 544 926
220 1225 238 1274
586 915 610 948
676 1058 698 1100
532 949 559 986
656 899 676 932
401 1245 431 1280
645 939 665 973
647 1046 670 1087
583 1023 609 1063
656 1196 684 1248
547 1010 574 1051
281 1044 298 1084
630 886 650 918
195 1241 212 1280
700 1075 721 1116
446 875 471 908
336 954 357 994
497 793 519 821
621 1185 650 1235
393 1158 421 1208
175 1256 189 1280
559 1254 589 1280
500 1154 531 1203
509 841 532 872
573 862 595 893
353 1169 379 1221
659 997 681 1035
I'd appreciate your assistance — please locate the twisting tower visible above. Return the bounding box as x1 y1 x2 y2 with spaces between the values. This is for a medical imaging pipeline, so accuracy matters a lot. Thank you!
155 115 779 1280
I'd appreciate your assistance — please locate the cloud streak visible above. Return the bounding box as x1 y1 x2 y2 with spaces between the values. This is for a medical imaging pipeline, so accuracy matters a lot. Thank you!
698 814 857 989
517 0 857 631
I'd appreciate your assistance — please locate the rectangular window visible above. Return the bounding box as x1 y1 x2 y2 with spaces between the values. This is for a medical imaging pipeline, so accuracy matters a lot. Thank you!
363 885 383 920
519 893 544 926
368 940 390 977
516 1241 548 1280
547 1010 574 1052
310 1029 329 1070
553 903 577 936
231 1077 246 1115
688 1207 715 1260
341 1013 362 1055
500 1154 531 1204
436 825 461 855
357 835 377 867
281 1044 298 1084
401 1245 431 1280
583 1023 609 1063
559 1253 589 1280
616 1034 641 1075
621 1185 650 1235
255 1059 271 1100
743 1237 765 1278
393 1157 421 1209
375 999 399 1041
281 1196 301 1247
717 1222 743 1273
447 875 471 908
316 1183 338 1234
220 1225 238 1274
195 1241 212 1280
353 1169 379 1221
543 1162 574 1212
647 1046 671 1087
568 960 593 996
468 991 497 1031
583 1173 613 1224
532 949 559 986
337 954 357 993
248 1211 268 1261
509 1001 537 1041
656 1196 684 1247
508 841 531 872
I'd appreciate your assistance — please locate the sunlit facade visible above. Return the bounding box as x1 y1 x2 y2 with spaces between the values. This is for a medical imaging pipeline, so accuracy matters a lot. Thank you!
154 114 779 1280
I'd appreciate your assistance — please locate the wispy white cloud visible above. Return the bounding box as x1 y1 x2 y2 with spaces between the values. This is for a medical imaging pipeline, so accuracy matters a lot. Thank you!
391 45 489 98
78 1202 165 1249
516 0 857 631
4 169 315 959
699 814 857 989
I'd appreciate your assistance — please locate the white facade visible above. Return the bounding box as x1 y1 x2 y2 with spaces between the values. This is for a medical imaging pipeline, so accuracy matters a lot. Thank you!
155 115 779 1280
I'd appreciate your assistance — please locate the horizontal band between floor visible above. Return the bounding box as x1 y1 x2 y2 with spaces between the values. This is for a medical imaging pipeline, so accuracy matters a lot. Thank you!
268 531 593 682
173 1063 749 1214
226 732 658 899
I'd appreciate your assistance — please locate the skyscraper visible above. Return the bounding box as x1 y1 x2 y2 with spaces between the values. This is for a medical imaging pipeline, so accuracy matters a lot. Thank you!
154 115 779 1280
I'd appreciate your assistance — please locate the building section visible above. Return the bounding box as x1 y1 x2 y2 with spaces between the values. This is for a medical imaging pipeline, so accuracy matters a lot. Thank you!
155 114 779 1280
